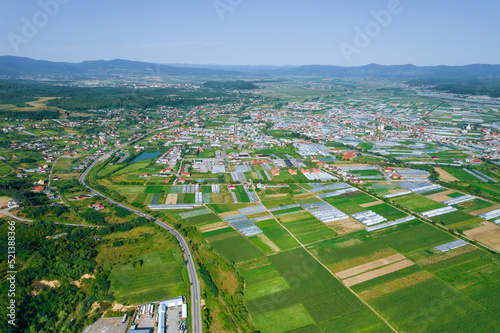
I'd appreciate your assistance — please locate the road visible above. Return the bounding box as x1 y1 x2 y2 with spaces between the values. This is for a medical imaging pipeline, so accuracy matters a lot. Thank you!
78 136 202 333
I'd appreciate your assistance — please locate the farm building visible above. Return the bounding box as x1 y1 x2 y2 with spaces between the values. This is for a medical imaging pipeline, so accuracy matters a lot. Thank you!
434 239 469 252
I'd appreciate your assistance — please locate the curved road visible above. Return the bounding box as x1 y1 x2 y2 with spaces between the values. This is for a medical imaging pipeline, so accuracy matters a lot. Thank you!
79 141 202 333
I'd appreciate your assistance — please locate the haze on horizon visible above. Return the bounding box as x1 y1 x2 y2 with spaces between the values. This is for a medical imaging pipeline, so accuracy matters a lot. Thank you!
1 0 499 67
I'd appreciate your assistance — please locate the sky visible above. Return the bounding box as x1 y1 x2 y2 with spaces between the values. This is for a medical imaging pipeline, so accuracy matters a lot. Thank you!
1 0 499 66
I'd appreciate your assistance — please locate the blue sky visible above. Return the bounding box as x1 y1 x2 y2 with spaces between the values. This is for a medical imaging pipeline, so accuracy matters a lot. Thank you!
1 0 499 66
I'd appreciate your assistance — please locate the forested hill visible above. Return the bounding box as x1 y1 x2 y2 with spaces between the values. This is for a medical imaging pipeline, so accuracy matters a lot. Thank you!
2 56 500 80
0 56 249 79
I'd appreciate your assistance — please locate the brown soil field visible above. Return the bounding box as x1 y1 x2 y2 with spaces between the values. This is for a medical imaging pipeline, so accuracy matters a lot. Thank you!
199 222 228 233
465 222 500 251
325 217 365 236
0 196 10 208
328 248 399 273
360 200 384 208
343 259 415 287
336 254 406 279
425 189 457 202
165 193 177 204
435 167 459 182
219 211 242 218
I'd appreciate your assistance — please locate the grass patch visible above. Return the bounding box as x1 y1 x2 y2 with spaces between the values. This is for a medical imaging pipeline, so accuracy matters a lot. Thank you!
255 219 300 250
393 194 446 213
253 304 315 333
280 214 337 244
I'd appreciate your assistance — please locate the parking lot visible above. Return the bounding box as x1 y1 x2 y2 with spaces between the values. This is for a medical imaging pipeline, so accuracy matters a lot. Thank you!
134 304 156 330
166 305 185 333
83 317 128 333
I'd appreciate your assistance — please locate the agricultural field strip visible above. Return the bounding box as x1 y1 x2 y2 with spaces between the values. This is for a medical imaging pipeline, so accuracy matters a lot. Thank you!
260 194 399 332
392 188 500 254
358 271 435 302
336 254 407 279
217 183 498 328
342 260 415 287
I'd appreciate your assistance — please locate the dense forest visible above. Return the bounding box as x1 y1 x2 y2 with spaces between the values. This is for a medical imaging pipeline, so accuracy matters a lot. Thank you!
0 81 243 111
0 180 48 207
0 218 150 333
0 110 60 121
408 77 500 97
202 80 259 90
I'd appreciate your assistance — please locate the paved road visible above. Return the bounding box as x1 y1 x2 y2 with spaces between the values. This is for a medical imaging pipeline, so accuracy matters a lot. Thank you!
79 137 202 333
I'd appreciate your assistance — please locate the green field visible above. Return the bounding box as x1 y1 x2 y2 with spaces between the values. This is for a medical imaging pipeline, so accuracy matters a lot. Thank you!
308 221 455 266
261 197 298 209
241 248 390 332
109 250 186 305
324 192 379 215
210 234 264 263
454 198 493 213
255 219 300 250
234 185 250 202
279 213 337 244
441 167 485 182
253 304 316 332
369 203 408 221
393 194 447 213
350 169 382 176
102 225 189 306
369 278 500 332
430 210 483 229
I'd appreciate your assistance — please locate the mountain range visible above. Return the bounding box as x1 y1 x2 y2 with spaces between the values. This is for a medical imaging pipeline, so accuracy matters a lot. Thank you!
1 56 500 80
